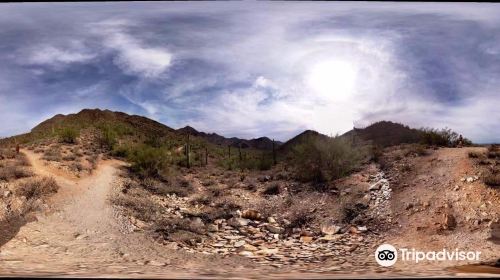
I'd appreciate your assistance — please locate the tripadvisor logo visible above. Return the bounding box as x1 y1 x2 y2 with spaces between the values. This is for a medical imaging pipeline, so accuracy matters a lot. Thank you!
375 244 482 267
375 244 398 267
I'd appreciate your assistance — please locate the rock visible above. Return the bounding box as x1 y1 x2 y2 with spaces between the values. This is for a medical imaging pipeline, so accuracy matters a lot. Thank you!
241 209 262 221
466 177 474 183
488 222 500 245
149 260 167 267
267 217 277 224
208 224 219 232
300 230 314 237
443 213 457 230
349 226 361 234
238 251 254 257
460 178 466 182
369 182 382 191
266 224 284 234
3 190 11 198
228 217 250 227
300 236 313 243
317 234 342 242
258 175 271 182
234 240 246 247
357 226 368 232
321 224 341 235
256 248 279 255
165 242 179 250
240 244 258 252
453 185 460 191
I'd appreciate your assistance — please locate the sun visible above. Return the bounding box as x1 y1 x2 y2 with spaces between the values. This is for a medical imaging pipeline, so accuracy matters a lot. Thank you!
306 60 357 102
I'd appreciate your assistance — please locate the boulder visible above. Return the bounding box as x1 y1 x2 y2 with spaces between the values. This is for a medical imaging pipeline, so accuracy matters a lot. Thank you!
265 224 284 234
320 224 341 235
227 217 250 227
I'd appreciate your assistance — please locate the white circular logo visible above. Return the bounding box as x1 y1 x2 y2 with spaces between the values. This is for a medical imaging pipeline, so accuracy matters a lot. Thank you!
375 244 398 267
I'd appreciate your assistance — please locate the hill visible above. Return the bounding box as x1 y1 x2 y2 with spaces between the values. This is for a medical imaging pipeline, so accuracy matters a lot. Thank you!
177 126 280 150
32 109 175 137
341 121 423 147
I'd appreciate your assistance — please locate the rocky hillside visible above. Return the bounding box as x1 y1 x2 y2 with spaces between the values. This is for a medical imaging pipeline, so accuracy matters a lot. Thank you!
32 109 175 137
341 121 423 147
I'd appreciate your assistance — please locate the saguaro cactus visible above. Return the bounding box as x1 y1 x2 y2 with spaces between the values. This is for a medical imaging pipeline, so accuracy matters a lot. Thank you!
272 139 277 165
239 144 242 161
205 146 208 166
186 134 191 168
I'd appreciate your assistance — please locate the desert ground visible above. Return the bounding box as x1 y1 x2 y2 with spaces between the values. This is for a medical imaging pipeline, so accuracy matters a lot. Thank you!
0 144 498 278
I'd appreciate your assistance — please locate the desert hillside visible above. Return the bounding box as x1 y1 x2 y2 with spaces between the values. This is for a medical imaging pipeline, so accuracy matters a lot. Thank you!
0 109 498 277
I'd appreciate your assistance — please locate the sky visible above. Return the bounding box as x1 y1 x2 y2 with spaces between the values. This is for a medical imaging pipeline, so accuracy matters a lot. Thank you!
0 2 499 143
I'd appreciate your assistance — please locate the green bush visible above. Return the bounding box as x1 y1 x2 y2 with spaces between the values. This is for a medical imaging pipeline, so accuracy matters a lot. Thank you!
58 127 79 144
291 135 365 182
127 145 175 179
419 127 471 147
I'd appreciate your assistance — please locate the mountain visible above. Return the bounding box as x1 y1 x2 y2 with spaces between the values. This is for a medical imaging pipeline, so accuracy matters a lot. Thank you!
6 109 278 151
32 109 174 137
341 121 423 147
177 126 280 150
278 129 330 153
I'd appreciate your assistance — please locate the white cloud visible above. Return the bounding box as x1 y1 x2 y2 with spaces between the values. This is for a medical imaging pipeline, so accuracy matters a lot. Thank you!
108 33 172 78
27 45 95 65
92 20 173 78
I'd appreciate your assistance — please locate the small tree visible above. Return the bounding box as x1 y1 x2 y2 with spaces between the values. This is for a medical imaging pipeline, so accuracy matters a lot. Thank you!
291 135 365 182
59 127 79 144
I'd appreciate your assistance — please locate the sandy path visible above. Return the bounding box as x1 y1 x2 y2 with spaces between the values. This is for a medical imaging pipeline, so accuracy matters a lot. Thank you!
0 150 209 277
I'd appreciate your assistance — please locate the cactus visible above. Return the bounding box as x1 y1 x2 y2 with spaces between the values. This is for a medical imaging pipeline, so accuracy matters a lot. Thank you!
205 146 208 166
239 144 242 161
272 139 277 165
186 134 190 168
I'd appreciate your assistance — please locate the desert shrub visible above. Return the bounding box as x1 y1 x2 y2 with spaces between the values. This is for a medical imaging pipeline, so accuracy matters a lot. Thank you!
14 154 31 166
285 202 314 230
0 165 34 181
153 217 206 245
291 135 365 182
14 176 58 199
405 144 428 156
42 147 62 162
58 127 79 144
487 145 500 159
370 145 384 162
141 177 193 197
484 170 500 187
69 162 83 172
62 154 77 161
468 151 482 158
0 148 16 160
110 145 130 158
111 193 159 222
263 183 281 195
127 145 176 179
419 127 471 147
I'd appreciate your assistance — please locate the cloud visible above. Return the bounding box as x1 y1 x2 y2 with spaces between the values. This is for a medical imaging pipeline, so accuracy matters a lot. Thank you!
25 44 95 67
0 2 500 143
91 20 173 78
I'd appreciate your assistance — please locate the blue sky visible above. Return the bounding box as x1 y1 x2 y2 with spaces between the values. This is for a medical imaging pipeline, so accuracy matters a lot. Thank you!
1 2 499 143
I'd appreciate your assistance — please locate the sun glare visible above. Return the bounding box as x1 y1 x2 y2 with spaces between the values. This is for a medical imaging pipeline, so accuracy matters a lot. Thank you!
306 60 357 102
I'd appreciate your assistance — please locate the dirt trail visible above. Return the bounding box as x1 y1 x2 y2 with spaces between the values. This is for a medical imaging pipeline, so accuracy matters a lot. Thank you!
0 151 215 277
